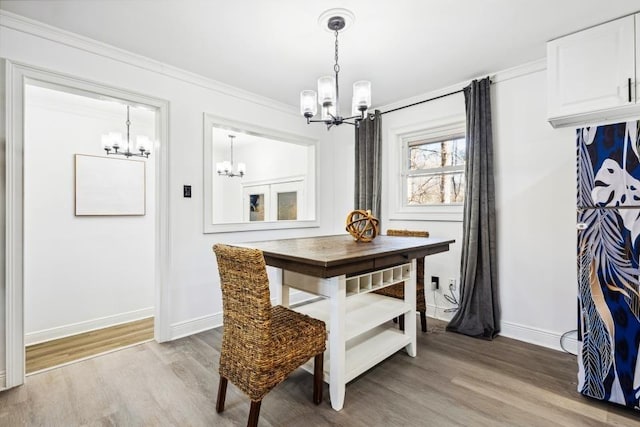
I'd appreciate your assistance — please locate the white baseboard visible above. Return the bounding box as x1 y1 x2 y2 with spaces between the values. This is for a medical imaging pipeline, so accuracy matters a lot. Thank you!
168 291 321 341
25 307 154 345
170 312 222 341
166 299 578 357
426 303 456 322
425 303 578 355
0 370 6 390
500 320 578 354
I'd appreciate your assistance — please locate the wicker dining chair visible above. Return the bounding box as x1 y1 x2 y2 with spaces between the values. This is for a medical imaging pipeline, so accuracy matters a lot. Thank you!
213 244 327 427
373 229 429 332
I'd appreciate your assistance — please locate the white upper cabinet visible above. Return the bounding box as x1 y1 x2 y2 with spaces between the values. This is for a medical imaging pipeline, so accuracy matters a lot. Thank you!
547 14 640 128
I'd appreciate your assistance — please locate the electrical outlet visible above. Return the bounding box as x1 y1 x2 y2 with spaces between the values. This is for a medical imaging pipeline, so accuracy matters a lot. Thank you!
449 278 457 291
183 185 192 198
431 276 439 290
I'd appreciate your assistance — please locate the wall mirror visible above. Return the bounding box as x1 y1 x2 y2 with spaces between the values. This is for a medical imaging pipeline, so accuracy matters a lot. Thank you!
203 114 319 233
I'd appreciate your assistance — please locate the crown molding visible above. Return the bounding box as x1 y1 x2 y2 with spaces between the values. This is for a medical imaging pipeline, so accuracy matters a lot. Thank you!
0 10 299 116
374 58 547 113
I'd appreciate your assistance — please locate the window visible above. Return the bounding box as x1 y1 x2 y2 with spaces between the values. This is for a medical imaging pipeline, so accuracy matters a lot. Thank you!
388 119 466 222
405 136 466 206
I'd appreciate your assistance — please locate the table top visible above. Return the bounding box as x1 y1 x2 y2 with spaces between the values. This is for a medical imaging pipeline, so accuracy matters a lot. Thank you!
237 234 454 278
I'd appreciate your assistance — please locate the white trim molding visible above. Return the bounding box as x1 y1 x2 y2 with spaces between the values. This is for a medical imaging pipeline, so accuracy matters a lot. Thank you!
25 308 154 346
500 320 578 354
0 10 298 117
4 61 171 389
170 313 222 341
0 370 6 390
387 116 466 222
169 291 319 340
373 58 546 114
425 303 456 322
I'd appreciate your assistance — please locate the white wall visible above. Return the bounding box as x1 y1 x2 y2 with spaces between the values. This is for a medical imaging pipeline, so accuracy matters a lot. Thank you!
492 68 576 348
376 63 578 350
0 12 350 372
0 11 582 386
23 85 156 344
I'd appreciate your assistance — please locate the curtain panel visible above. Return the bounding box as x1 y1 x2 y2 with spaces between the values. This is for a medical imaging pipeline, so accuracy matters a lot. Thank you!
354 110 382 221
447 77 500 340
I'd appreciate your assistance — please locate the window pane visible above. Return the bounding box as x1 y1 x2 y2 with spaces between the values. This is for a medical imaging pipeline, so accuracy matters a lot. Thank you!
407 172 465 205
409 138 466 171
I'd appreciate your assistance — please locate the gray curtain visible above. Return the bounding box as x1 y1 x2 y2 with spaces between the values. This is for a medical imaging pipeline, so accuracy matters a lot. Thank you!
354 110 382 220
447 78 500 340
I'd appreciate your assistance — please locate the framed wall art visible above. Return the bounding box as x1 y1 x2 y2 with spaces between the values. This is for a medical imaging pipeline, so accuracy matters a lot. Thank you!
74 154 146 216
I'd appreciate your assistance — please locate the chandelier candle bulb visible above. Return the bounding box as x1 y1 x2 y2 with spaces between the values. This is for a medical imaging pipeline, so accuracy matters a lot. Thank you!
353 80 371 109
136 135 149 152
237 162 246 175
317 76 336 106
101 134 113 150
300 90 318 118
352 97 367 117
109 132 122 149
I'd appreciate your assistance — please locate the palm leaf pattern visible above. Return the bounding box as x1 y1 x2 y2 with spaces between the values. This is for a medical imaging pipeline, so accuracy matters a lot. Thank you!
577 133 615 398
577 246 612 399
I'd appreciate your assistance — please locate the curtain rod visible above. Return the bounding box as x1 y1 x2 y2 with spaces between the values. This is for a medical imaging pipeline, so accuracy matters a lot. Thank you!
378 88 464 116
377 77 492 116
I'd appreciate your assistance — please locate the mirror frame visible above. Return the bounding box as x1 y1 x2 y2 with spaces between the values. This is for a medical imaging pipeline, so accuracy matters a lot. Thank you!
203 113 320 233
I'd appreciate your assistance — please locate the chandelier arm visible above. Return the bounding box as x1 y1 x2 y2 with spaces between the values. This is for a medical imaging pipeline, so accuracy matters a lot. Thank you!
342 112 365 121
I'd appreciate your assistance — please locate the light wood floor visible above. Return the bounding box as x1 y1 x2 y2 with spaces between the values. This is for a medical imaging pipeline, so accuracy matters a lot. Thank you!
25 317 154 374
3 318 639 426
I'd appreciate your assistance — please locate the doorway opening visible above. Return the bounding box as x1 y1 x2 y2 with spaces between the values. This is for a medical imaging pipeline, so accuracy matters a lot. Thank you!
22 83 158 374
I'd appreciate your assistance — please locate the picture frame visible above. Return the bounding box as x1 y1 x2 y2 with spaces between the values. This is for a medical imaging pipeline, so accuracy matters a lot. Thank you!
74 154 146 216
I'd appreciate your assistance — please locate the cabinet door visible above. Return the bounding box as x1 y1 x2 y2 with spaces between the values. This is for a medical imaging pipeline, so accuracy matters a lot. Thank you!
548 15 635 118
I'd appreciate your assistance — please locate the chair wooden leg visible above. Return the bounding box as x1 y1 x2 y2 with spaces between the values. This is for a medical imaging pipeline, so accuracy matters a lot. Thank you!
420 311 427 332
313 353 324 404
399 314 405 331
216 377 228 413
248 401 261 427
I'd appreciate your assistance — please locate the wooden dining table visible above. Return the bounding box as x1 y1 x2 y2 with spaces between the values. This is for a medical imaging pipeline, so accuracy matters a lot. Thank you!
238 234 454 411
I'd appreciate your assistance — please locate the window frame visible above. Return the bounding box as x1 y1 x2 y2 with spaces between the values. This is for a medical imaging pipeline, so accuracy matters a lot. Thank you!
388 118 466 222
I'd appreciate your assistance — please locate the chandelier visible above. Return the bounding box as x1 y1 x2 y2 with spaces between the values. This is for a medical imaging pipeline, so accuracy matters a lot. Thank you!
101 105 151 158
216 135 246 178
300 11 371 129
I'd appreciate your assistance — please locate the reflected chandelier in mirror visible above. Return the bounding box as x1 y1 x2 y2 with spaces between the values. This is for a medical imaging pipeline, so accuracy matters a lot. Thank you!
203 114 319 233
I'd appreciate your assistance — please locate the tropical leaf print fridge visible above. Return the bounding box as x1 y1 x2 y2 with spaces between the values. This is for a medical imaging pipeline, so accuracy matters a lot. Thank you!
577 120 640 409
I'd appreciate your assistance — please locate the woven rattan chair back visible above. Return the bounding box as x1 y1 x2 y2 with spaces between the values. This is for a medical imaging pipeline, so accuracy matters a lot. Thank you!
214 244 272 371
213 244 326 427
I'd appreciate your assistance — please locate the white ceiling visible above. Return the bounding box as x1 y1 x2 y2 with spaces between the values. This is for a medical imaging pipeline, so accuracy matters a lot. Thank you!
2 1 639 109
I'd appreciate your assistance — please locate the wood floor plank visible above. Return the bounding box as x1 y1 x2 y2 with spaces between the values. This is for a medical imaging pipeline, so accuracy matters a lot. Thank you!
3 318 639 426
25 317 154 374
